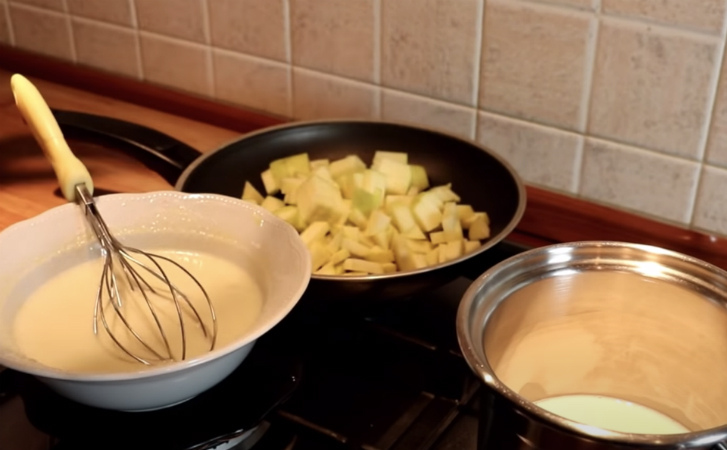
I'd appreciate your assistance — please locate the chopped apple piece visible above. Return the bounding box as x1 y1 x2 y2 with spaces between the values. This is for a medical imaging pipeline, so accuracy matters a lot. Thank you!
456 204 475 223
261 196 286 212
242 181 265 204
425 248 438 266
330 155 366 179
442 202 464 242
430 231 446 245
342 226 362 241
334 200 352 228
339 172 364 199
392 235 417 271
274 206 304 231
437 244 448 264
462 212 486 230
403 225 427 240
342 238 371 258
296 175 345 226
330 248 351 265
382 263 397 273
377 158 412 195
312 165 333 181
343 258 385 274
315 262 337 275
407 186 420 197
443 240 463 261
270 153 310 185
360 235 377 248
407 239 432 254
469 214 491 241
385 195 414 214
351 170 387 216
300 221 331 248
327 231 343 253
464 240 481 254
310 158 330 170
352 188 384 217
430 184 461 203
391 203 417 234
365 247 395 263
348 207 368 229
373 229 392 249
412 254 427 269
412 193 443 232
309 241 332 272
373 151 408 167
280 177 305 195
260 169 279 195
365 209 392 236
410 164 430 190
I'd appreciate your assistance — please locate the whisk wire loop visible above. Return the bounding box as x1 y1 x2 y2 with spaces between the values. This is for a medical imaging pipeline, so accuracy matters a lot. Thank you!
75 184 217 365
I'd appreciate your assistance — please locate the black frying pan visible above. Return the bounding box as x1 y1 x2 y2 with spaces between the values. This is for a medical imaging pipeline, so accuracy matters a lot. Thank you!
51 109 527 306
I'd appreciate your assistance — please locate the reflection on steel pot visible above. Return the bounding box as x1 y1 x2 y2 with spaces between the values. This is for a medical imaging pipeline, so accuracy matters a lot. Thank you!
457 241 727 449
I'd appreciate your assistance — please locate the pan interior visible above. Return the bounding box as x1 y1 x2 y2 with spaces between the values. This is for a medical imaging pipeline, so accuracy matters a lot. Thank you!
180 122 522 239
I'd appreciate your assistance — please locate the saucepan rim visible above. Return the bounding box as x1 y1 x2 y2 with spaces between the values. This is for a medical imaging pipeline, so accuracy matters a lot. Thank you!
456 240 727 447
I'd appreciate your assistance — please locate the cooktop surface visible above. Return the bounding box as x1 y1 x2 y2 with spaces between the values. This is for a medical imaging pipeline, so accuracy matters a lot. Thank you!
0 240 530 450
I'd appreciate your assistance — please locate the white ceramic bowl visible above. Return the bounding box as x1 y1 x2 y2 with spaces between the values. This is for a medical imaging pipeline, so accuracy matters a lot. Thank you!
0 191 311 411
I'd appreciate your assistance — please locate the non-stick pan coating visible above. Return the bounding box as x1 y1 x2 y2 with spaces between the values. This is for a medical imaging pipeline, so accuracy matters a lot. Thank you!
52 111 526 307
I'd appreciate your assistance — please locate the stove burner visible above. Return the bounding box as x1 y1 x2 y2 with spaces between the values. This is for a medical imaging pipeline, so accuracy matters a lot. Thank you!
10 344 302 450
0 241 530 450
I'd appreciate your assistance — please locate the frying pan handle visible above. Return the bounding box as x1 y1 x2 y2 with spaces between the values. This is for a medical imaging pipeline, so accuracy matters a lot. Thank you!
50 109 203 187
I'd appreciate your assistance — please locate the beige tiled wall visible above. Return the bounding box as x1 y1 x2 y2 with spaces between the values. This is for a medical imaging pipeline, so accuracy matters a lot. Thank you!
4 0 727 237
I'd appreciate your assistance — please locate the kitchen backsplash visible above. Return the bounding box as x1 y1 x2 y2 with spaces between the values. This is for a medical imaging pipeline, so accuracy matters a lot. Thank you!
3 0 727 237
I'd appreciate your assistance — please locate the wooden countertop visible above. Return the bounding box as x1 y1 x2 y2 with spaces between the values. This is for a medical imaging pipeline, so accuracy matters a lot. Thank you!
0 69 240 230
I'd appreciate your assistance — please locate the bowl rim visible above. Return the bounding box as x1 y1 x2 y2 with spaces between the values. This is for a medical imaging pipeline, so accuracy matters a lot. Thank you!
0 190 311 382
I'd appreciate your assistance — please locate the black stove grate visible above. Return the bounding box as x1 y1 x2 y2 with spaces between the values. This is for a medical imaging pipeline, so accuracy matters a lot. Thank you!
0 241 530 450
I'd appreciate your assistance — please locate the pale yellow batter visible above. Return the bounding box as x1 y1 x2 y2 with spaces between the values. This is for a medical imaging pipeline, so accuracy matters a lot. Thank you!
13 249 263 373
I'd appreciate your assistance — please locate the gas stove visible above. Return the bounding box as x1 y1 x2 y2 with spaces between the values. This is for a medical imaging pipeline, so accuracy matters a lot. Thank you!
0 240 531 450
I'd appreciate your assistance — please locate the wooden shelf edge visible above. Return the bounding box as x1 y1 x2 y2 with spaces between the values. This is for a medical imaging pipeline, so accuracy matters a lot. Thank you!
3 45 727 268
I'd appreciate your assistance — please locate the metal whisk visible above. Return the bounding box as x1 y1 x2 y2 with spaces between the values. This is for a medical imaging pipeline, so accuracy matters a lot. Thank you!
11 74 217 365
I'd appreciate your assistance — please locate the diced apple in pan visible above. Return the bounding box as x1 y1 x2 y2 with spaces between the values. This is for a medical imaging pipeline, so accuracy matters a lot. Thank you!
242 181 265 204
376 158 412 195
246 151 492 275
259 196 284 212
296 175 345 226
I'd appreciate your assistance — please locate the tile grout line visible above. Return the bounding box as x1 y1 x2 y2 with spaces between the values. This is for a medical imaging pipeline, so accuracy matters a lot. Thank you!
4 1 15 46
283 0 293 118
470 0 486 141
687 6 727 227
200 0 214 98
373 0 382 119
573 0 601 194
63 0 77 63
70 14 137 32
517 0 722 38
128 0 144 81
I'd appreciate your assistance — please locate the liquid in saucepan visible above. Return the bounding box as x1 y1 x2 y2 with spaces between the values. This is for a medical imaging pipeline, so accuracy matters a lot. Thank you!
535 394 690 434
